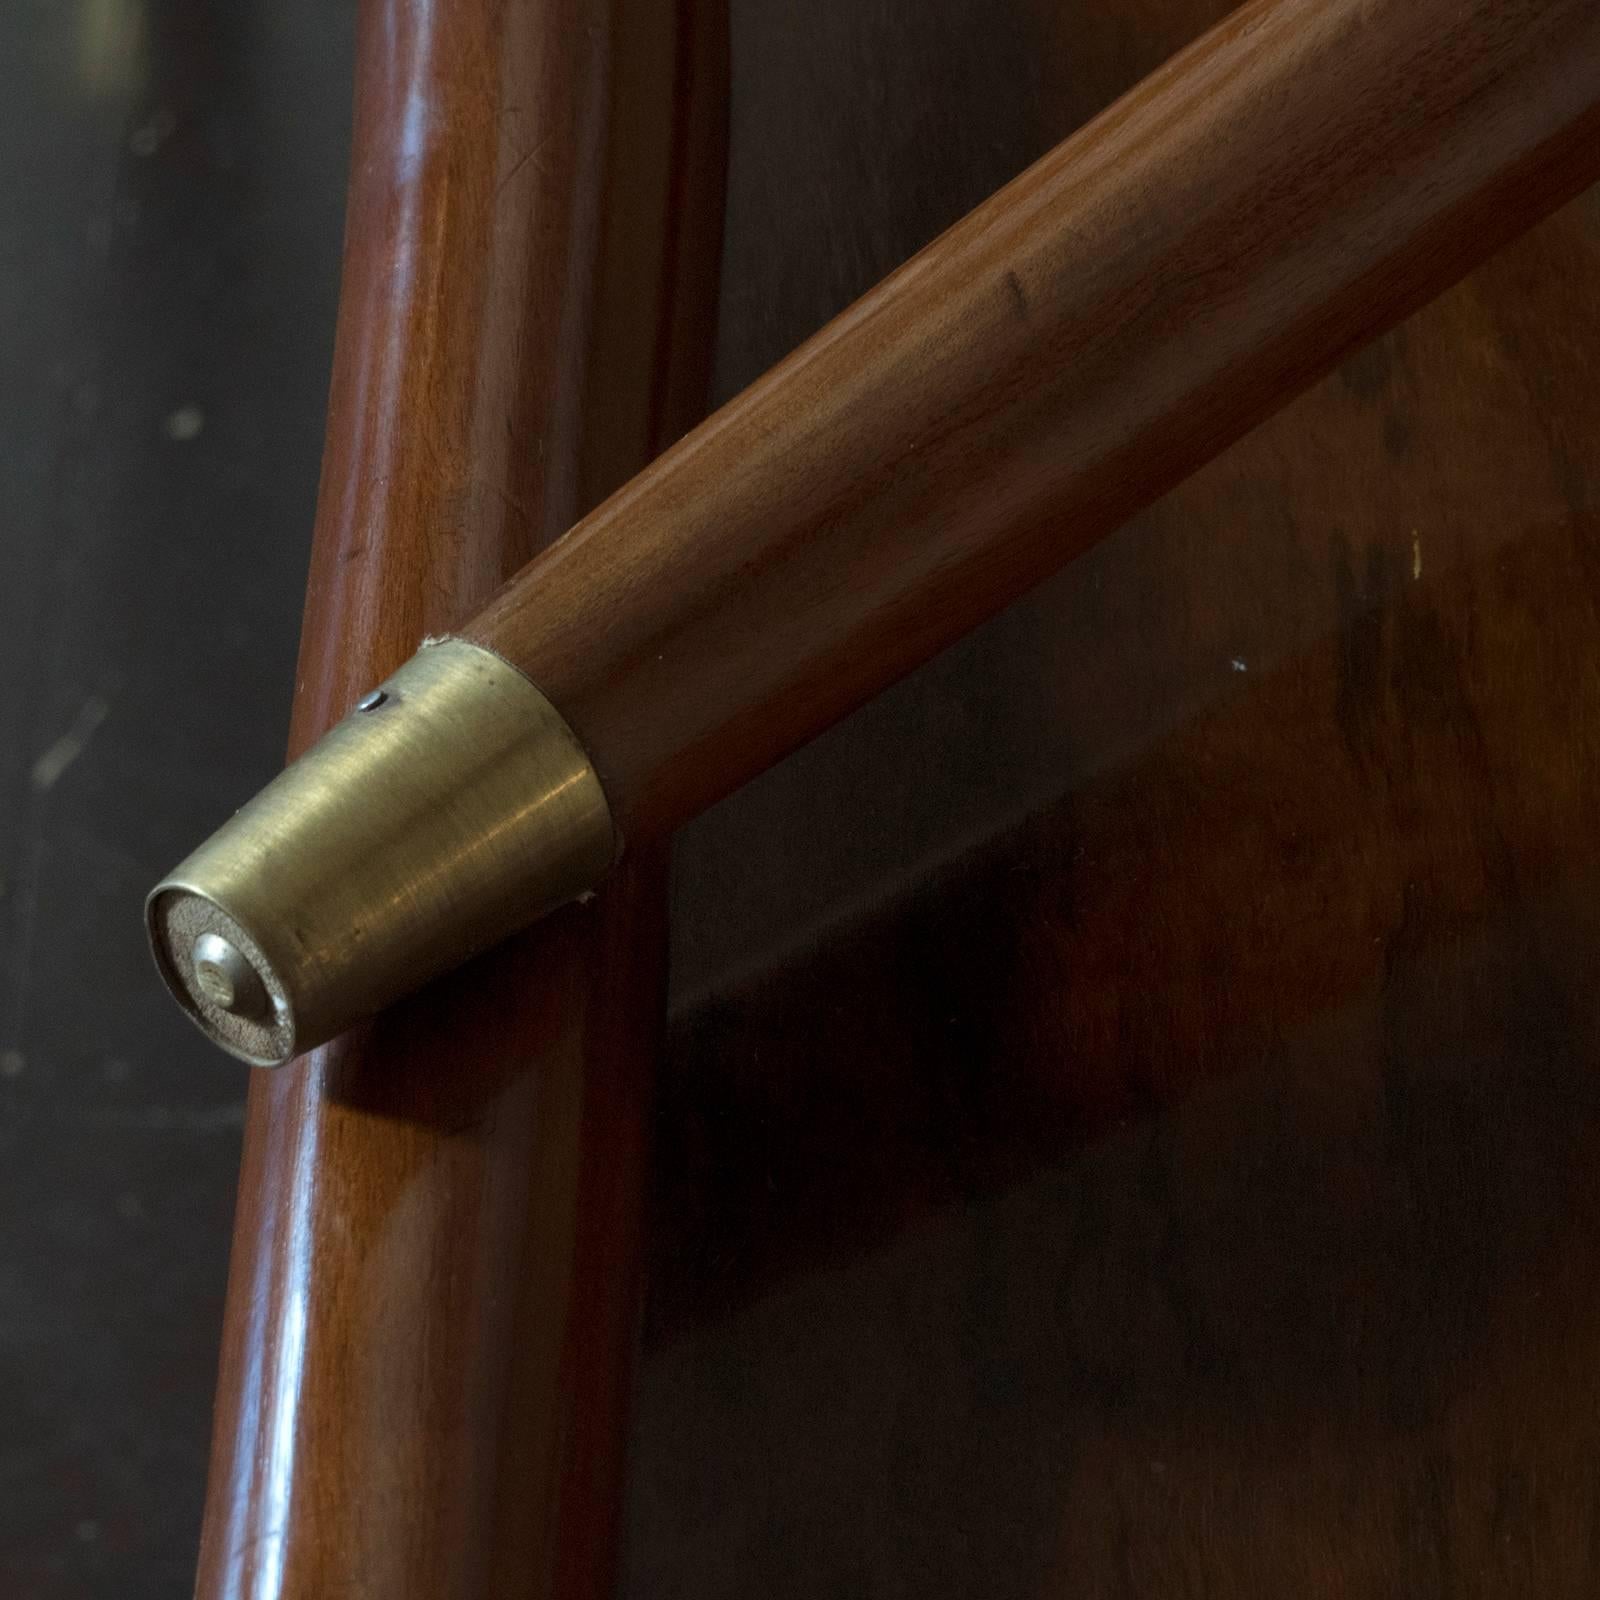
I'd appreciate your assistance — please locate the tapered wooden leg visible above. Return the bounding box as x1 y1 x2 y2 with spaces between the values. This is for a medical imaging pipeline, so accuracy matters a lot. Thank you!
192 1 726 1594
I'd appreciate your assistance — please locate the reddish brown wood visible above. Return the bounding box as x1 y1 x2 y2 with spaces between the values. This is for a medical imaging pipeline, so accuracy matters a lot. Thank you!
466 0 1600 841
645 168 1600 1600
192 0 724 1595
618 0 1600 1592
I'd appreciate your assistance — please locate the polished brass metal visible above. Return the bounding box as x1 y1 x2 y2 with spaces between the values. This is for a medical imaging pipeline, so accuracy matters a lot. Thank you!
147 638 616 1066
191 933 267 1018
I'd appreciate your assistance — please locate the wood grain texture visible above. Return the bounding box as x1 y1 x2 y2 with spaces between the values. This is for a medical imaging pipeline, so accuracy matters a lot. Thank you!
466 0 1600 841
193 0 725 1595
619 0 1600 1595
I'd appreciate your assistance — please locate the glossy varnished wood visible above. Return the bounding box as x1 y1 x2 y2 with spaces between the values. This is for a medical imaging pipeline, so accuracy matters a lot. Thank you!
193 0 724 1594
468 0 1600 840
621 0 1600 1594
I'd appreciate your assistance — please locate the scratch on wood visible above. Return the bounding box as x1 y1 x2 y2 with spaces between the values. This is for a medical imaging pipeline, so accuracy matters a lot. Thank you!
1004 270 1029 321
496 136 552 200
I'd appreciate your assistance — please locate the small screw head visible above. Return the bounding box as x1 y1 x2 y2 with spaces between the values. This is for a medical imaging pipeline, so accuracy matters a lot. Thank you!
356 689 388 713
191 933 268 1019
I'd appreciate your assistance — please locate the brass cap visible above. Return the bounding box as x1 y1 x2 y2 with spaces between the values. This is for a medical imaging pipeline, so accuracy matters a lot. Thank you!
147 638 615 1066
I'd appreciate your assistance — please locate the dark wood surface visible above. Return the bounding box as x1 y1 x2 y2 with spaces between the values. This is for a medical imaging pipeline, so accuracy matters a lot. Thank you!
193 1 724 1595
632 1 1600 1594
469 0 1600 842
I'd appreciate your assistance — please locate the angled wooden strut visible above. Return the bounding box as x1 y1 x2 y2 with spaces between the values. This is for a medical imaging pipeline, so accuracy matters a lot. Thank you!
468 0 1600 839
150 0 1600 1070
191 0 726 1594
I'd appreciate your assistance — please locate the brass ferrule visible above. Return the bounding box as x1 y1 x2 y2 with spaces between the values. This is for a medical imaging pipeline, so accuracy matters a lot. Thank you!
146 638 615 1066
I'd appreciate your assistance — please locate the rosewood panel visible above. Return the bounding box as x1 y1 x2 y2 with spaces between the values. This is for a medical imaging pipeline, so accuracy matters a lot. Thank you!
628 2 1600 1595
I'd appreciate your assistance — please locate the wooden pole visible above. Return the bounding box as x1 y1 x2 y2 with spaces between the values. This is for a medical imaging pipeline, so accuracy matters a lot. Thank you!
465 0 1600 838
191 0 725 1593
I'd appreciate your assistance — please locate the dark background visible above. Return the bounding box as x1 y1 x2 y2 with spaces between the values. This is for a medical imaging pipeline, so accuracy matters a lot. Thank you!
10 3 1600 1598
1 4 349 1592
